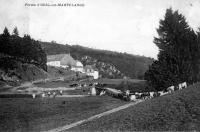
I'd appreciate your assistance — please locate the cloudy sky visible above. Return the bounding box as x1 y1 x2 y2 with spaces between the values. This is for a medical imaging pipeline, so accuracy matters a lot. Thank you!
0 0 200 59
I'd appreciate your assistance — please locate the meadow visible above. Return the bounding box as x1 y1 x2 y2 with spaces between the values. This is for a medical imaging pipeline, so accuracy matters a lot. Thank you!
34 81 71 88
97 78 146 85
0 95 127 132
0 77 153 132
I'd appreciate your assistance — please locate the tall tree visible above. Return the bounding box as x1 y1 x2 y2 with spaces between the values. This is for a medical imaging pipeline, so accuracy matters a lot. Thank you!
145 8 200 90
0 27 10 54
194 28 200 82
2 27 10 37
12 27 19 36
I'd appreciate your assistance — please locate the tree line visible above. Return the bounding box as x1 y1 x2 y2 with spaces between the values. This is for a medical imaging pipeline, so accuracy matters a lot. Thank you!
0 27 47 71
145 8 200 91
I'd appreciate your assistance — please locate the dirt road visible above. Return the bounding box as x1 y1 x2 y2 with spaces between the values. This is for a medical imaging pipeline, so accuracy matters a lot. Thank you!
44 99 143 132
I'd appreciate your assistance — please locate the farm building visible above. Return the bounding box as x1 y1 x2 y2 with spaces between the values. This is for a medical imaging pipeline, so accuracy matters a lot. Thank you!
47 54 84 72
83 65 99 79
71 61 84 72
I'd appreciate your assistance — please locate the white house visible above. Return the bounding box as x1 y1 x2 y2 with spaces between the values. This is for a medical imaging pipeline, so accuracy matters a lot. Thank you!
71 60 84 72
88 71 99 79
47 61 61 67
83 65 99 79
47 54 83 71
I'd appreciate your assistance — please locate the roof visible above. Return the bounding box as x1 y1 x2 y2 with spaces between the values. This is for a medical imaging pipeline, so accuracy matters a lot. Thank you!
47 54 76 66
76 60 83 67
47 54 66 61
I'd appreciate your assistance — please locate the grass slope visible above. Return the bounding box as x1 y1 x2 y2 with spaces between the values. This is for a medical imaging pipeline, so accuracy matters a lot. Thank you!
47 66 76 78
0 96 127 132
71 83 200 131
0 58 49 87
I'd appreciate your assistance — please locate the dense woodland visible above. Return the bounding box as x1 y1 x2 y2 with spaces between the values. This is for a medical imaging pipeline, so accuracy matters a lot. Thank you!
41 42 154 79
145 8 200 91
0 27 47 71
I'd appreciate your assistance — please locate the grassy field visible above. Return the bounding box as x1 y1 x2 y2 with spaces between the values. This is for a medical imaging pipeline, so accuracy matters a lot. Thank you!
71 83 200 131
33 81 71 88
0 95 127 132
0 87 12 92
63 89 89 95
97 78 146 85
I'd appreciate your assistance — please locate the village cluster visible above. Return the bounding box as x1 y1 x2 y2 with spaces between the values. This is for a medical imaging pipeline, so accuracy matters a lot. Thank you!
47 54 99 79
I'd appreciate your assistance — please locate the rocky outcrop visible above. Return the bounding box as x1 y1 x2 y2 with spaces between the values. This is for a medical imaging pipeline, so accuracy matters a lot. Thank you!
81 55 124 78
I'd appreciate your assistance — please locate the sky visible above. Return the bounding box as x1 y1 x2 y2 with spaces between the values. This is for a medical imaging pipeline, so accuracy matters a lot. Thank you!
0 0 200 59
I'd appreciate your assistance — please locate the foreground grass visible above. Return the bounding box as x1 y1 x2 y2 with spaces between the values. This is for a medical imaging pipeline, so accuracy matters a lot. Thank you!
71 83 200 131
0 96 126 132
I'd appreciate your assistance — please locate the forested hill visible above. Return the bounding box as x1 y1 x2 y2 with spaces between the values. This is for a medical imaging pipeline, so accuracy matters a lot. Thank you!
40 42 154 79
0 27 48 85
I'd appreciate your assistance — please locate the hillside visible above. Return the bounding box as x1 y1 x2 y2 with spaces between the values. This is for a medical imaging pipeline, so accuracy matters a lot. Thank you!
0 57 48 86
0 29 49 86
40 42 154 79
47 66 76 78
71 83 200 131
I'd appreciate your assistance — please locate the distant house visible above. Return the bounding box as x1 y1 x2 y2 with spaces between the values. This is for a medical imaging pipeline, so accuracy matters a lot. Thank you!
47 54 75 68
71 60 84 72
83 65 99 79
47 54 83 72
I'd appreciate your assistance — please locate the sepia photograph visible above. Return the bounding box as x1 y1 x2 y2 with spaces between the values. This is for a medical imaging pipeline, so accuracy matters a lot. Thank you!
0 0 200 131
